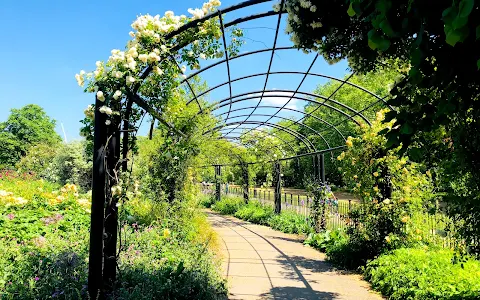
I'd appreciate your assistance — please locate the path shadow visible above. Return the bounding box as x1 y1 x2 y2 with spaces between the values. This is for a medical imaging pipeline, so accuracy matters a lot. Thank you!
259 286 339 300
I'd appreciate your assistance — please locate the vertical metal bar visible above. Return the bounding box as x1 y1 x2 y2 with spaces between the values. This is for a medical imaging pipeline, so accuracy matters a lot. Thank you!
103 102 121 289
320 153 325 183
88 96 107 299
243 163 249 203
274 161 281 214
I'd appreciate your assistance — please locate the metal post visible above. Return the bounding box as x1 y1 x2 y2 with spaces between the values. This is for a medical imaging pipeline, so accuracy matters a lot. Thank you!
320 153 325 183
242 163 249 203
103 103 121 289
274 161 281 214
88 97 107 299
215 165 221 202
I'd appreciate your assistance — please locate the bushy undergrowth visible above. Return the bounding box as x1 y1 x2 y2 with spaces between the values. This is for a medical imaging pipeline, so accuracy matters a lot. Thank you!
211 195 244 215
234 201 272 225
0 176 226 300
364 248 480 300
210 196 311 235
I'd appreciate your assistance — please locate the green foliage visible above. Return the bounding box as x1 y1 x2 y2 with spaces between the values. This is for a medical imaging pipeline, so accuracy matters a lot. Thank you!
0 177 226 300
234 201 273 225
212 196 312 235
16 143 59 177
0 132 22 170
283 0 480 252
46 142 92 192
364 248 480 300
268 210 312 235
0 104 61 169
304 229 348 253
211 195 244 215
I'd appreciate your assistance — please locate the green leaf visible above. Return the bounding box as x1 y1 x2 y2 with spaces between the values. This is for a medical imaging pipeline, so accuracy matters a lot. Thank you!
411 48 423 66
380 19 395 37
408 147 423 162
375 0 392 14
442 7 458 24
458 0 474 17
477 59 480 70
452 16 468 29
400 123 414 135
385 133 400 149
368 30 391 51
347 3 356 17
445 26 462 46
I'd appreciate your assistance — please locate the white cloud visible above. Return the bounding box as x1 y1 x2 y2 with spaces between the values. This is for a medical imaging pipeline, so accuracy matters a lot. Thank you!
242 91 299 110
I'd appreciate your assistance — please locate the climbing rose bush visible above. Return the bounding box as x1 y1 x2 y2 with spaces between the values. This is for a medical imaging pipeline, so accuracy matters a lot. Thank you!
331 110 436 268
76 0 243 129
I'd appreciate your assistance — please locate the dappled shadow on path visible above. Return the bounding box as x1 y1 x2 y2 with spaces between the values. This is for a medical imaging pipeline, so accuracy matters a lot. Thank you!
260 286 338 300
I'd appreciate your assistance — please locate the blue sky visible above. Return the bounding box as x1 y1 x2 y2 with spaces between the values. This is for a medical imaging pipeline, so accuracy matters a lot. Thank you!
0 0 350 141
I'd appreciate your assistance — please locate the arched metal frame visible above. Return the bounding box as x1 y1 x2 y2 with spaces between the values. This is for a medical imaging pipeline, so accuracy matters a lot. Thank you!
88 0 395 297
121 0 392 164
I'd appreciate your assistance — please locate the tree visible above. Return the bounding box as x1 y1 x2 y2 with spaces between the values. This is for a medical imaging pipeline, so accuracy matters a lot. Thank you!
283 0 480 254
0 104 61 168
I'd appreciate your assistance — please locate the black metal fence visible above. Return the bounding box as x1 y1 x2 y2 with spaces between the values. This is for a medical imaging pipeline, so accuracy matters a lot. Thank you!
202 184 462 248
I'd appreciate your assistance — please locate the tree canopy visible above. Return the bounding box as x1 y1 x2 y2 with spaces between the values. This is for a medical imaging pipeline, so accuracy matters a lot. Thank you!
0 104 61 169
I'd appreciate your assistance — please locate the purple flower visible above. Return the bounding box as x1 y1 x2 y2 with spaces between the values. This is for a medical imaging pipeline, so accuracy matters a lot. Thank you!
7 213 14 220
301 200 305 206
34 276 40 281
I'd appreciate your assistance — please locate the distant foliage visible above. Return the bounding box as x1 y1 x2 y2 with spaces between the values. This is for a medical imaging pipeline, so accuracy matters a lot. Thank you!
0 104 61 169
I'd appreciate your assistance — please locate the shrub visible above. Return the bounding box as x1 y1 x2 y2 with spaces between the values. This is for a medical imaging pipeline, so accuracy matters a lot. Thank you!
268 211 313 235
364 248 480 300
211 196 244 215
304 229 348 252
0 177 227 300
45 142 92 192
234 201 273 225
16 143 59 178
198 193 216 208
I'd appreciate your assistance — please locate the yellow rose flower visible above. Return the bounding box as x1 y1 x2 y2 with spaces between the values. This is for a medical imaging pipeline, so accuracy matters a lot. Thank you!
401 216 409 223
373 171 379 177
373 186 379 192
385 236 391 243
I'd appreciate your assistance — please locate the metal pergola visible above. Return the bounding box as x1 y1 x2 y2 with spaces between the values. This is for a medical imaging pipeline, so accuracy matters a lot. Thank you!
88 0 392 297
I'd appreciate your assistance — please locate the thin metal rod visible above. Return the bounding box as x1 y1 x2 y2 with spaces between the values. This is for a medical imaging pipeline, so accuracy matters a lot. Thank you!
206 120 316 151
218 13 234 121
223 0 285 137
219 113 331 149
214 104 346 142
242 53 319 137
169 55 203 113
129 93 186 137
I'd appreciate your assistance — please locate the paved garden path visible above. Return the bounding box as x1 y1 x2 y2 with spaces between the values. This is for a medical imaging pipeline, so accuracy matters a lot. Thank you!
206 210 383 300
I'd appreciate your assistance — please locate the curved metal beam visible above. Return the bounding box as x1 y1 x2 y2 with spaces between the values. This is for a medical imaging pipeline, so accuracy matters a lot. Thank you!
206 120 316 152
223 113 331 150
214 105 346 142
218 127 300 156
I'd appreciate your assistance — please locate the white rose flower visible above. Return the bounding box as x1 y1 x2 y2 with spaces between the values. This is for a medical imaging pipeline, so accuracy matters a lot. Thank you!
105 120 111 125
188 51 194 57
165 10 174 18
96 61 102 67
153 66 164 75
113 90 122 100
181 65 187 72
114 71 123 78
127 75 136 83
96 91 105 102
160 45 167 52
139 54 148 63
199 53 206 59
99 106 113 115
